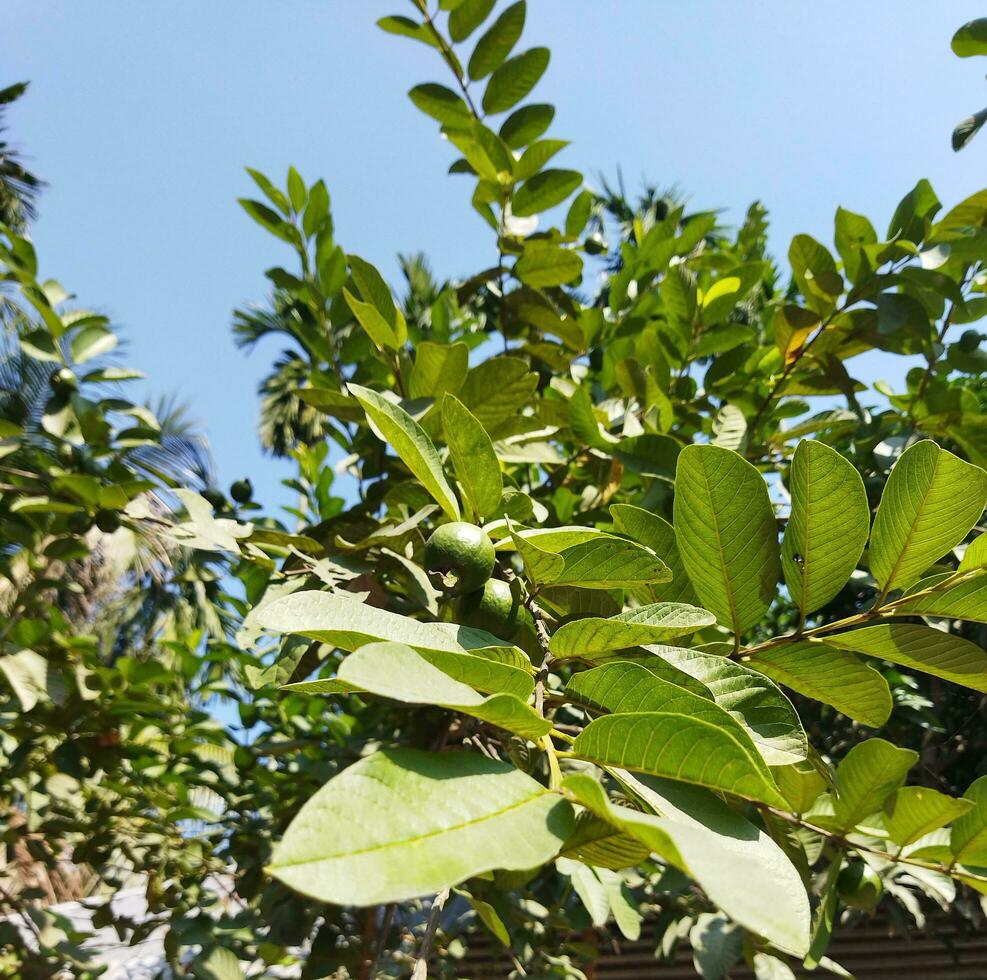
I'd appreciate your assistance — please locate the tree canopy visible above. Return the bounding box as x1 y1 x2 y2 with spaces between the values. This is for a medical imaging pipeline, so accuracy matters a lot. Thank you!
3 5 987 979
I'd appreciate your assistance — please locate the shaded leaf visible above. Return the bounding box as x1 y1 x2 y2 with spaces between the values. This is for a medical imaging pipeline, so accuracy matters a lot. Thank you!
782 440 869 616
830 738 918 830
550 603 715 657
673 445 780 637
564 774 810 955
824 623 987 693
884 786 974 847
442 394 503 518
656 646 807 767
749 641 892 728
349 383 461 519
869 440 987 595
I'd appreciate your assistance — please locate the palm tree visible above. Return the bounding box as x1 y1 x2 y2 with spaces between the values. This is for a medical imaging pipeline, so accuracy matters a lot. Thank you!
0 83 43 231
235 251 448 457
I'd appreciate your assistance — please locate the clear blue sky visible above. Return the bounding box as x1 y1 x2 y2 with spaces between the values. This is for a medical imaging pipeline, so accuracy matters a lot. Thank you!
7 2 987 511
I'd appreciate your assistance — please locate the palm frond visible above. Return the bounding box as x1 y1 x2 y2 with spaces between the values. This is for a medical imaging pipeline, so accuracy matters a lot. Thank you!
0 81 44 230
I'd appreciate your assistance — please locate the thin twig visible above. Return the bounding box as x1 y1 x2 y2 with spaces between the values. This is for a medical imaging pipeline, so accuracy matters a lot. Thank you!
368 903 397 979
412 887 450 980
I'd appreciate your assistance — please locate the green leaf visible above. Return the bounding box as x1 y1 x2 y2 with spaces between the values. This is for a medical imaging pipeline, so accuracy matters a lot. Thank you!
441 394 502 519
560 859 610 926
269 748 573 905
774 759 827 814
711 404 746 452
343 287 400 351
572 710 787 807
497 525 605 553
824 623 987 692
550 603 715 657
884 786 974 847
789 234 842 313
951 775 987 865
782 440 869 616
0 649 53 711
409 341 469 399
302 179 330 236
564 774 810 955
888 178 941 243
508 521 565 584
566 661 789 775
408 83 472 126
466 892 511 946
449 0 495 41
566 189 594 237
468 0 525 79
560 811 651 869
600 868 642 941
953 18 987 57
553 537 671 590
894 571 987 623
348 255 408 345
673 445 780 637
327 642 549 738
70 324 117 365
656 647 807 767
377 15 440 48
610 504 699 604
960 533 987 572
805 858 841 970
193 946 244 980
245 167 289 214
869 440 987 595
482 47 550 114
830 738 918 831
690 914 742 980
459 356 538 437
748 642 892 728
238 198 295 242
566 660 712 715
348 384 460 519
286 166 306 211
499 103 554 148
834 206 877 281
512 169 582 217
515 242 582 288
258 590 533 697
953 107 987 152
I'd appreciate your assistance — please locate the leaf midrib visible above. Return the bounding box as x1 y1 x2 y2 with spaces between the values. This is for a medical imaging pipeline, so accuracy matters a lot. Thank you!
271 790 551 869
880 448 942 594
692 454 742 637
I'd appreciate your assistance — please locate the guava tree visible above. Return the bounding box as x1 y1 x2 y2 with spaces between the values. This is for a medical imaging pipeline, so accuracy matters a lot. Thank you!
3 4 987 979
216 4 987 977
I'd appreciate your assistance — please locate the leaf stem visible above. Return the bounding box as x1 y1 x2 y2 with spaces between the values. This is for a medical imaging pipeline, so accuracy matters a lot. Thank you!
740 567 979 660
761 805 987 887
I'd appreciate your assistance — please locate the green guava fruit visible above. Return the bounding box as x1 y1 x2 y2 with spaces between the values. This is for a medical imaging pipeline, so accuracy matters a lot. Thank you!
423 522 495 595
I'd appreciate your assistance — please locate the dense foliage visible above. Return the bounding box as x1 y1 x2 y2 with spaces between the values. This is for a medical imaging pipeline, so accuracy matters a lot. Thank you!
3 5 987 979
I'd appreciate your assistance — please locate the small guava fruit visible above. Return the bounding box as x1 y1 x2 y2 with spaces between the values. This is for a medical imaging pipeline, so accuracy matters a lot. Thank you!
230 478 253 503
423 521 495 595
837 860 884 911
456 577 529 639
49 367 77 394
94 509 121 533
